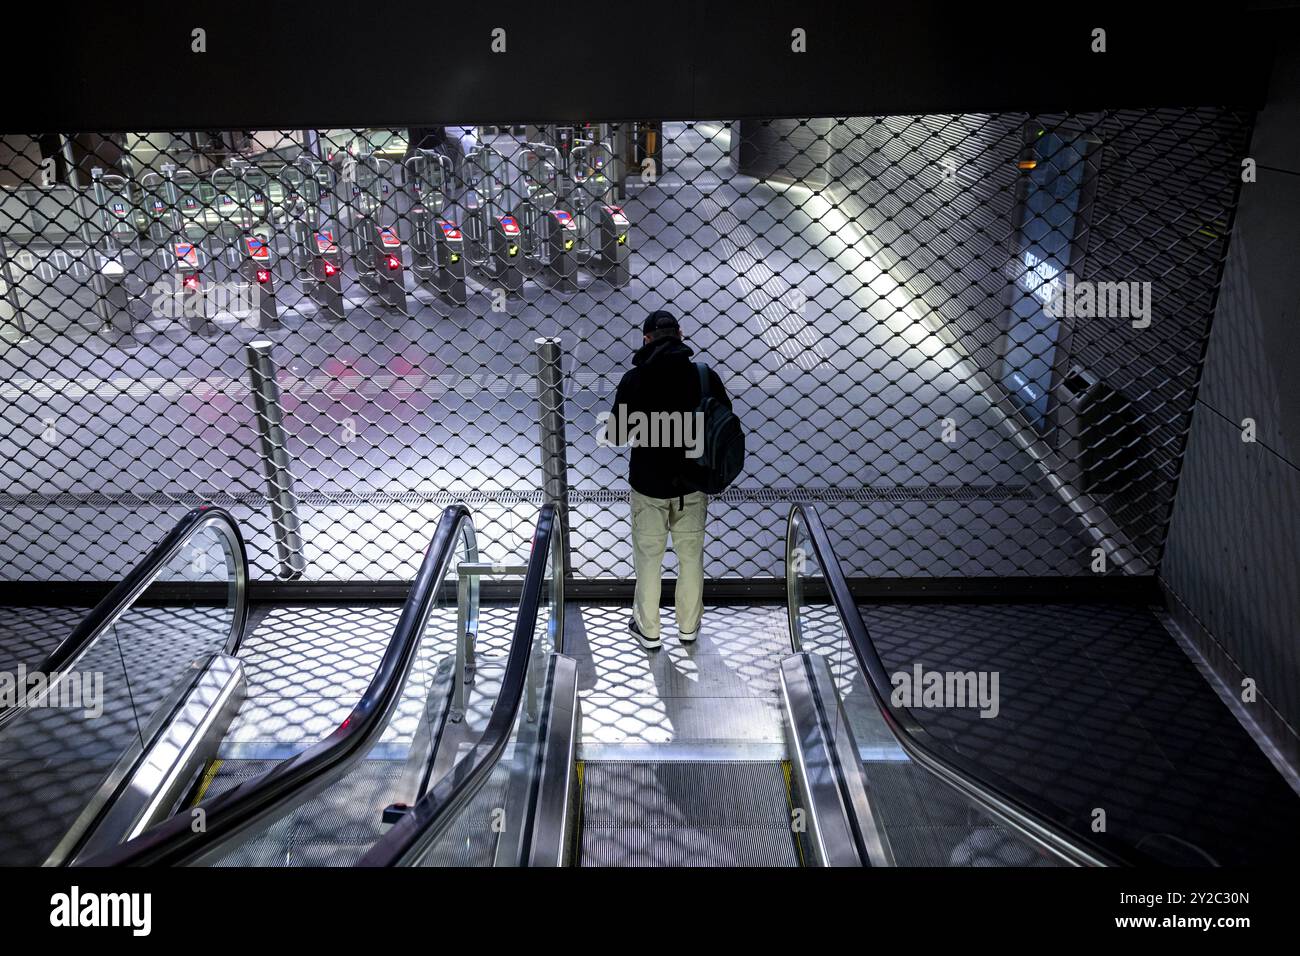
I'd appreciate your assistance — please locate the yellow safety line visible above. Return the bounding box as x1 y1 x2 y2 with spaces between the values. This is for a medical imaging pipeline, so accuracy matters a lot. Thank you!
573 760 586 866
781 759 807 867
189 759 224 807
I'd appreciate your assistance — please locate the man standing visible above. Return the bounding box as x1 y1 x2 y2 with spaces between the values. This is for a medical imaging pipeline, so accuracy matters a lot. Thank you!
608 310 732 650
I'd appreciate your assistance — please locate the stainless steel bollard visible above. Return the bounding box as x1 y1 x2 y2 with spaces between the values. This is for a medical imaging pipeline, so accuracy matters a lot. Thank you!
535 336 572 575
246 339 306 579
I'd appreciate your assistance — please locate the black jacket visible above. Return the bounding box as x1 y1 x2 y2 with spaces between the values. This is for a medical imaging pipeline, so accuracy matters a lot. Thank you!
609 337 732 499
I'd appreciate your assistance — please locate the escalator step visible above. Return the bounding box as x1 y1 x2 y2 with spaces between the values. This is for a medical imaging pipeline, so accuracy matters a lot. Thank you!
580 761 799 867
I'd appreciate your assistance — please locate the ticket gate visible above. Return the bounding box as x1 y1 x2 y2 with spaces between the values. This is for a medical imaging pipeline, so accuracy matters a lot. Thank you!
431 220 467 302
86 167 143 336
405 150 465 305
410 212 467 304
284 159 345 320
545 124 606 167
534 208 579 291
344 153 401 252
592 204 631 287
553 126 576 165
198 163 279 327
567 140 620 278
209 167 250 269
514 143 573 285
489 215 524 294
172 238 213 335
237 162 273 228
560 140 633 285
89 168 144 251
91 258 135 337
157 165 223 332
459 145 525 295
363 223 409 311
162 166 210 242
238 234 280 329
350 154 408 312
139 171 172 245
138 167 186 295
304 229 345 319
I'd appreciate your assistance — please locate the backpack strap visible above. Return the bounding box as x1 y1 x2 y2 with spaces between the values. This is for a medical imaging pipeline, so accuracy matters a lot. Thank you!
696 362 710 401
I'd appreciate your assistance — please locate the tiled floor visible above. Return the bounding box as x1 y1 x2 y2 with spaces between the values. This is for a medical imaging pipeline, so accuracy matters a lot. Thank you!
221 601 518 757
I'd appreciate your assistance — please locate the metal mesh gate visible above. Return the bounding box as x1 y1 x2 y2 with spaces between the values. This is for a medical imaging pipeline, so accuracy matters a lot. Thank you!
0 113 1249 583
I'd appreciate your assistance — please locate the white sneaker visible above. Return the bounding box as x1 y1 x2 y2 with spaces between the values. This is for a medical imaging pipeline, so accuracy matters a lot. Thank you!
678 628 699 645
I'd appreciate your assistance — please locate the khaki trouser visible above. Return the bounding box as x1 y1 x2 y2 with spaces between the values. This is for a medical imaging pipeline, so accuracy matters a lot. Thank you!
631 489 707 640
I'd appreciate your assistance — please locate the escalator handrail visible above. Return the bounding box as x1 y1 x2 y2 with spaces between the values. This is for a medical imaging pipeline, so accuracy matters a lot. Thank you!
0 506 249 731
79 503 475 866
357 503 557 866
787 502 1147 867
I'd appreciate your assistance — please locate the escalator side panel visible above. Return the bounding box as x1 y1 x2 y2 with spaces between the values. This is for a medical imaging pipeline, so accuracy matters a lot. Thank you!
53 654 246 865
779 652 890 867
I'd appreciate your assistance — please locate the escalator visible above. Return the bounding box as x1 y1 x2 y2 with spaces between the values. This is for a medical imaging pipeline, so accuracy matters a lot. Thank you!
75 503 559 866
359 503 1142 868
0 506 249 866
783 505 1144 867
0 502 557 867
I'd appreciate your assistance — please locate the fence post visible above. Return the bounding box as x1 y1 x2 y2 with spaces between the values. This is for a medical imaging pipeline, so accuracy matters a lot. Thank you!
246 339 306 579
535 336 572 575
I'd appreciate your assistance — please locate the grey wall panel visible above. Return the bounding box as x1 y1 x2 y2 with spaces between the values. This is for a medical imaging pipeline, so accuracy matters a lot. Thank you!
1162 34 1300 741
1196 179 1300 457
1162 408 1300 735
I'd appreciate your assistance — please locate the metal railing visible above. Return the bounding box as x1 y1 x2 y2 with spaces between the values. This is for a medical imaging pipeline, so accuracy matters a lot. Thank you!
79 503 477 866
357 502 560 867
0 506 247 731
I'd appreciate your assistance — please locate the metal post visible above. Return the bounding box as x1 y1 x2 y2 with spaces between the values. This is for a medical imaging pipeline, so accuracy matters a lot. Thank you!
60 136 80 188
613 123 628 200
245 340 306 579
451 560 525 722
535 337 572 575
452 574 470 722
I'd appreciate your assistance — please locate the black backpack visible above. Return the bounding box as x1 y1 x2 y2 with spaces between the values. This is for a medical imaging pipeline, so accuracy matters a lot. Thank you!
681 363 745 495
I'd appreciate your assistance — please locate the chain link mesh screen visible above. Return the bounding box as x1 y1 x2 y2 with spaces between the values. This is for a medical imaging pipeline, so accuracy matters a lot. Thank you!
0 113 1249 583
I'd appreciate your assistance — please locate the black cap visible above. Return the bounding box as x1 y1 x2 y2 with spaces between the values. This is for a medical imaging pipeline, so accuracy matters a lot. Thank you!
642 310 680 337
